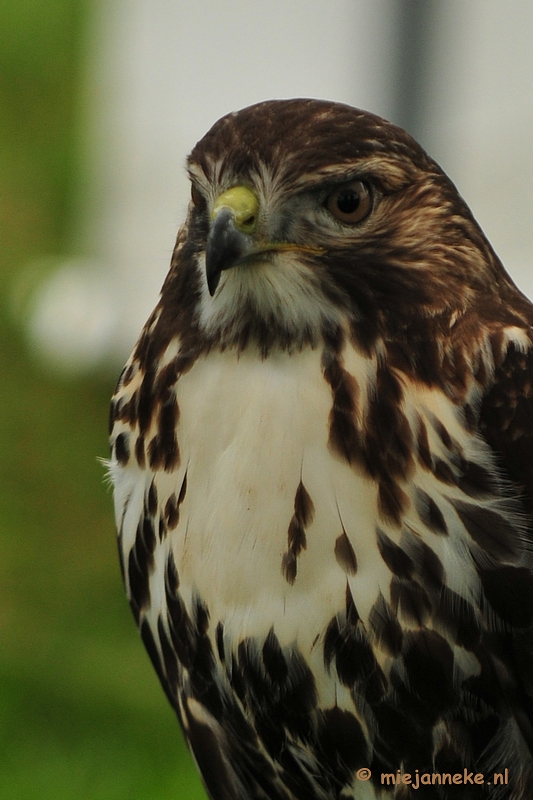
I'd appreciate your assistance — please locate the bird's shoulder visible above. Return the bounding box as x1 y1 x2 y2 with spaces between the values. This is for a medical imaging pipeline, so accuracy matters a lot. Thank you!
478 326 533 514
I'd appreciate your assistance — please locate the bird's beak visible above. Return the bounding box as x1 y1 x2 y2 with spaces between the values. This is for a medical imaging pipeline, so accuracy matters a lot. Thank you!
205 186 258 295
205 185 327 296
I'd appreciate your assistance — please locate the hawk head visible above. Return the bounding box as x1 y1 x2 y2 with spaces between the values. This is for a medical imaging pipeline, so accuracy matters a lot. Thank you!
149 99 527 361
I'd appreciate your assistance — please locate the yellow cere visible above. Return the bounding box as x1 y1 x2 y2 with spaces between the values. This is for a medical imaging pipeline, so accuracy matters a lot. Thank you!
212 186 259 233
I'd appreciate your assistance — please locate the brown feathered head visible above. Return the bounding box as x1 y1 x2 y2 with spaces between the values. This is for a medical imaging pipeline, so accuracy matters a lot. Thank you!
144 99 531 361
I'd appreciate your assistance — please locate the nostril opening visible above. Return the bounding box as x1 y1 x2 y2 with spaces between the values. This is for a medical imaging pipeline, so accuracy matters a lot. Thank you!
242 216 255 228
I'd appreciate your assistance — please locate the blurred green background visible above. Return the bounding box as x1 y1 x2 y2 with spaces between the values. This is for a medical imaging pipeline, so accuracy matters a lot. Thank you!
0 2 205 797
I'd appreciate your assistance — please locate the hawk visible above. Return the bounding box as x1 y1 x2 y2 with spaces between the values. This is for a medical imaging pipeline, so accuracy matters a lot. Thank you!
109 99 533 799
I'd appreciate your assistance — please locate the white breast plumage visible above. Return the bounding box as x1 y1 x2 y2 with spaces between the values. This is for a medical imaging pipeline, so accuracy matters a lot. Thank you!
110 327 532 799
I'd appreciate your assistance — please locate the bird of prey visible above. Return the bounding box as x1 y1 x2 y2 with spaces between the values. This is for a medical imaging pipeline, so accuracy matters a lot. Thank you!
109 99 533 799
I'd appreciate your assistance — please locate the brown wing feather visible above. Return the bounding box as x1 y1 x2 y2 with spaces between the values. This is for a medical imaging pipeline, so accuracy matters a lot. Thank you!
480 336 533 516
474 325 533 761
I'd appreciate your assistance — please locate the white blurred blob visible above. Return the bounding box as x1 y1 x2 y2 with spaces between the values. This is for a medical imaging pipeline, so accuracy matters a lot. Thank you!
26 260 117 373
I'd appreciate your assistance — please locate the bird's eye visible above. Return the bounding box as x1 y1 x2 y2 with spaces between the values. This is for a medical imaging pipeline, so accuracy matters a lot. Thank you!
191 183 206 210
326 180 372 224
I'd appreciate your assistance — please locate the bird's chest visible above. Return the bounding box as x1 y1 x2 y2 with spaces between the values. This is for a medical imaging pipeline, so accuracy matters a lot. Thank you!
169 346 384 655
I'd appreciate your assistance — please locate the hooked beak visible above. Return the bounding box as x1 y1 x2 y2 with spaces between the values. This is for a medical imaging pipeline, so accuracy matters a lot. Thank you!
205 186 258 295
205 208 254 295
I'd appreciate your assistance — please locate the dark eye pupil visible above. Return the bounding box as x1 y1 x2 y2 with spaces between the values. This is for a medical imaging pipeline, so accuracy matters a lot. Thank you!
337 189 360 214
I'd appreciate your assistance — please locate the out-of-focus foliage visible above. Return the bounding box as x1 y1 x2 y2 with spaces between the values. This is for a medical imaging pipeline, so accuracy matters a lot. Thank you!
0 2 205 797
